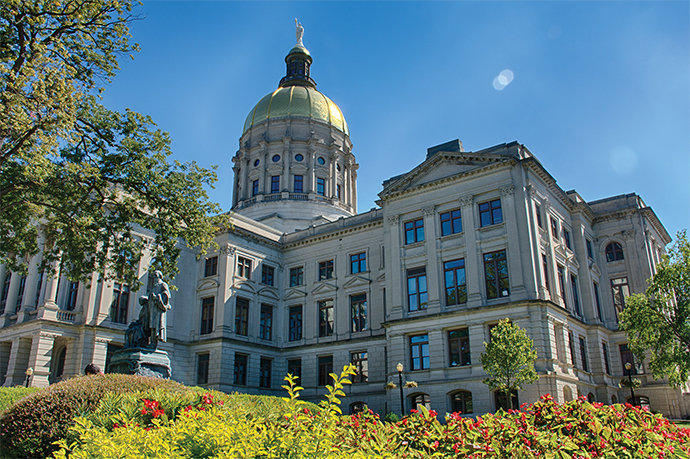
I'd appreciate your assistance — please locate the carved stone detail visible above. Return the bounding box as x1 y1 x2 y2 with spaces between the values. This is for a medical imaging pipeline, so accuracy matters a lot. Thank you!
387 214 400 225
622 229 636 240
458 195 474 207
422 205 435 216
499 184 515 196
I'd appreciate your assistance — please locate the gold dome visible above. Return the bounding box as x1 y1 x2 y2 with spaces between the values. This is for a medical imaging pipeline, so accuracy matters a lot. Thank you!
242 86 349 136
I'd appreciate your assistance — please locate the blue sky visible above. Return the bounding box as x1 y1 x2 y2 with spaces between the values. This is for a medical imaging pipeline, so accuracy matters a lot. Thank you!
102 1 689 241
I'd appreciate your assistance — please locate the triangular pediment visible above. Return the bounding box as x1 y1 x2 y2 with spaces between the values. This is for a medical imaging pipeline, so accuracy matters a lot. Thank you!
342 275 372 290
197 279 219 292
258 287 280 300
284 288 308 301
376 272 386 283
311 282 338 295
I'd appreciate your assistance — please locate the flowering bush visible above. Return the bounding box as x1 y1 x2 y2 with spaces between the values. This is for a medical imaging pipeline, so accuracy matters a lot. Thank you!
53 370 690 459
0 374 196 459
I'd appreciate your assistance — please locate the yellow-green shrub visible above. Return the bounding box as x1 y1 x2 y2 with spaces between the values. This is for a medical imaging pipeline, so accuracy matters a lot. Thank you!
0 386 39 414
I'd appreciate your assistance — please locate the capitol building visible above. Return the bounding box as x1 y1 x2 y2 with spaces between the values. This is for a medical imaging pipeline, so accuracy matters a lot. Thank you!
0 32 687 419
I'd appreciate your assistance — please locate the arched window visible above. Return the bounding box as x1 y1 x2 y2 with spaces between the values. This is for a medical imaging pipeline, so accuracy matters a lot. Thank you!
451 390 473 414
494 389 519 411
411 393 431 411
350 402 367 415
611 394 617 405
563 386 573 402
605 242 624 262
587 393 596 403
56 347 66 378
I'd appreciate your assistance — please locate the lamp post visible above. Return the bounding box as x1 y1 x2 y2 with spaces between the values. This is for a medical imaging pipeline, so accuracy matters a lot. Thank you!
396 363 404 416
24 367 33 387
625 362 636 406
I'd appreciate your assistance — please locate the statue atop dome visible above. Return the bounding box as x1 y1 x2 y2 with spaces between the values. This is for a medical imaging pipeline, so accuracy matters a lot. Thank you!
295 19 304 46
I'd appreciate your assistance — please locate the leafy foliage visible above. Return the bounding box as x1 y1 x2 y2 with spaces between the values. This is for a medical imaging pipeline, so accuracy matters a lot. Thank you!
0 373 194 458
0 0 226 289
0 386 39 414
480 318 538 408
621 230 690 387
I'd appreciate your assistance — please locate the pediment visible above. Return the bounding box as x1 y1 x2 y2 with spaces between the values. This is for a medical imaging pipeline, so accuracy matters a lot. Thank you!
589 261 601 277
197 279 219 292
311 282 338 295
376 272 386 283
342 275 372 290
290 164 309 174
258 287 280 300
233 278 257 293
284 288 307 301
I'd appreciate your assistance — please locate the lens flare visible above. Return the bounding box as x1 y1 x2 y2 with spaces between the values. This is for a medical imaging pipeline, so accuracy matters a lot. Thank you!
493 69 514 90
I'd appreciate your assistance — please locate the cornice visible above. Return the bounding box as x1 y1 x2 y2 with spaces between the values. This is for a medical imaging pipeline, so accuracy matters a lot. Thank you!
284 218 383 249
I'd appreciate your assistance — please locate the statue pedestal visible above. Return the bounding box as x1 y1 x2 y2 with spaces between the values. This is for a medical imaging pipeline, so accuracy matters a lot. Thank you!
108 347 171 379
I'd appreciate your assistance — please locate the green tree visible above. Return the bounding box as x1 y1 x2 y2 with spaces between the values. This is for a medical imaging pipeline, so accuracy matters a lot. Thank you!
1 0 226 289
480 318 538 410
620 230 690 387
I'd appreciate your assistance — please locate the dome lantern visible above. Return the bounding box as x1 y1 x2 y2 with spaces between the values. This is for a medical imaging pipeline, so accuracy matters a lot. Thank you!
279 20 316 89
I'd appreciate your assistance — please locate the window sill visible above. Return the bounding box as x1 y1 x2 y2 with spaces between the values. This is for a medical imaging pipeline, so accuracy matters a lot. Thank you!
440 231 464 240
403 241 425 248
477 222 505 232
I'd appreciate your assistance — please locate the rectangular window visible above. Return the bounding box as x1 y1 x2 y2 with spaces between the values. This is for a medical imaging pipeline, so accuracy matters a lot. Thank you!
350 294 367 332
252 180 259 197
410 334 430 370
233 354 247 385
440 209 462 236
563 229 571 249
66 281 79 311
579 337 589 372
350 252 366 274
318 355 333 386
200 297 214 335
259 358 272 388
535 204 543 229
449 328 471 367
479 199 502 227
237 256 252 279
620 344 639 374
271 175 280 194
593 282 603 321
611 278 630 320
110 283 130 324
542 255 550 293
586 239 594 259
235 297 249 336
294 175 303 193
557 266 567 309
318 299 334 337
317 177 325 196
351 352 368 383
568 331 576 367
550 217 559 240
407 267 428 311
259 304 273 340
13 275 26 313
571 275 581 316
289 266 304 287
261 264 274 286
484 250 509 299
204 256 218 277
287 358 302 383
197 354 210 385
444 259 467 306
289 305 302 341
404 218 425 244
318 260 334 281
337 184 342 200
34 271 44 307
602 342 611 375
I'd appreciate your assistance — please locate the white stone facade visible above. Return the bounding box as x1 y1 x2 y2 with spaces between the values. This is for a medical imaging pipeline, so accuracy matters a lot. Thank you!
0 41 687 420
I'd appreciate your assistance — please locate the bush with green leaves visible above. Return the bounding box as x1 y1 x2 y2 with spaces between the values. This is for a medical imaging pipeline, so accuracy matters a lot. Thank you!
0 386 40 415
0 374 196 459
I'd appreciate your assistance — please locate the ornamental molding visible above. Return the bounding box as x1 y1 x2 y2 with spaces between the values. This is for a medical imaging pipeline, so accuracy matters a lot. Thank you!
458 195 474 207
422 205 435 216
94 337 111 344
37 332 58 340
622 229 636 240
499 184 515 196
387 214 400 225
220 244 236 256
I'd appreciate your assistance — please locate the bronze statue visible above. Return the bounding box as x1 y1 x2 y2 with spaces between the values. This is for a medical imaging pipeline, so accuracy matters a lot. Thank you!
124 270 171 349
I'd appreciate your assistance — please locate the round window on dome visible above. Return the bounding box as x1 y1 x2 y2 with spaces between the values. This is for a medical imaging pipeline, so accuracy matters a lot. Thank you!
317 157 325 165
295 154 304 162
254 159 260 167
272 155 281 162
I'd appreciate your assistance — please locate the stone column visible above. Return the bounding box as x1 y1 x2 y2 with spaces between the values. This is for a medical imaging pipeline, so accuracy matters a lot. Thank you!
92 336 110 374
42 262 61 309
387 215 403 321
3 273 20 315
27 333 57 387
500 184 526 299
422 205 441 314
330 152 337 198
20 252 43 314
459 196 482 307
282 138 291 192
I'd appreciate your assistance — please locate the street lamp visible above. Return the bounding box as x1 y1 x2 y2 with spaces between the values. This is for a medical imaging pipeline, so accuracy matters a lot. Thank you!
625 362 636 406
396 363 404 417
24 367 33 387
